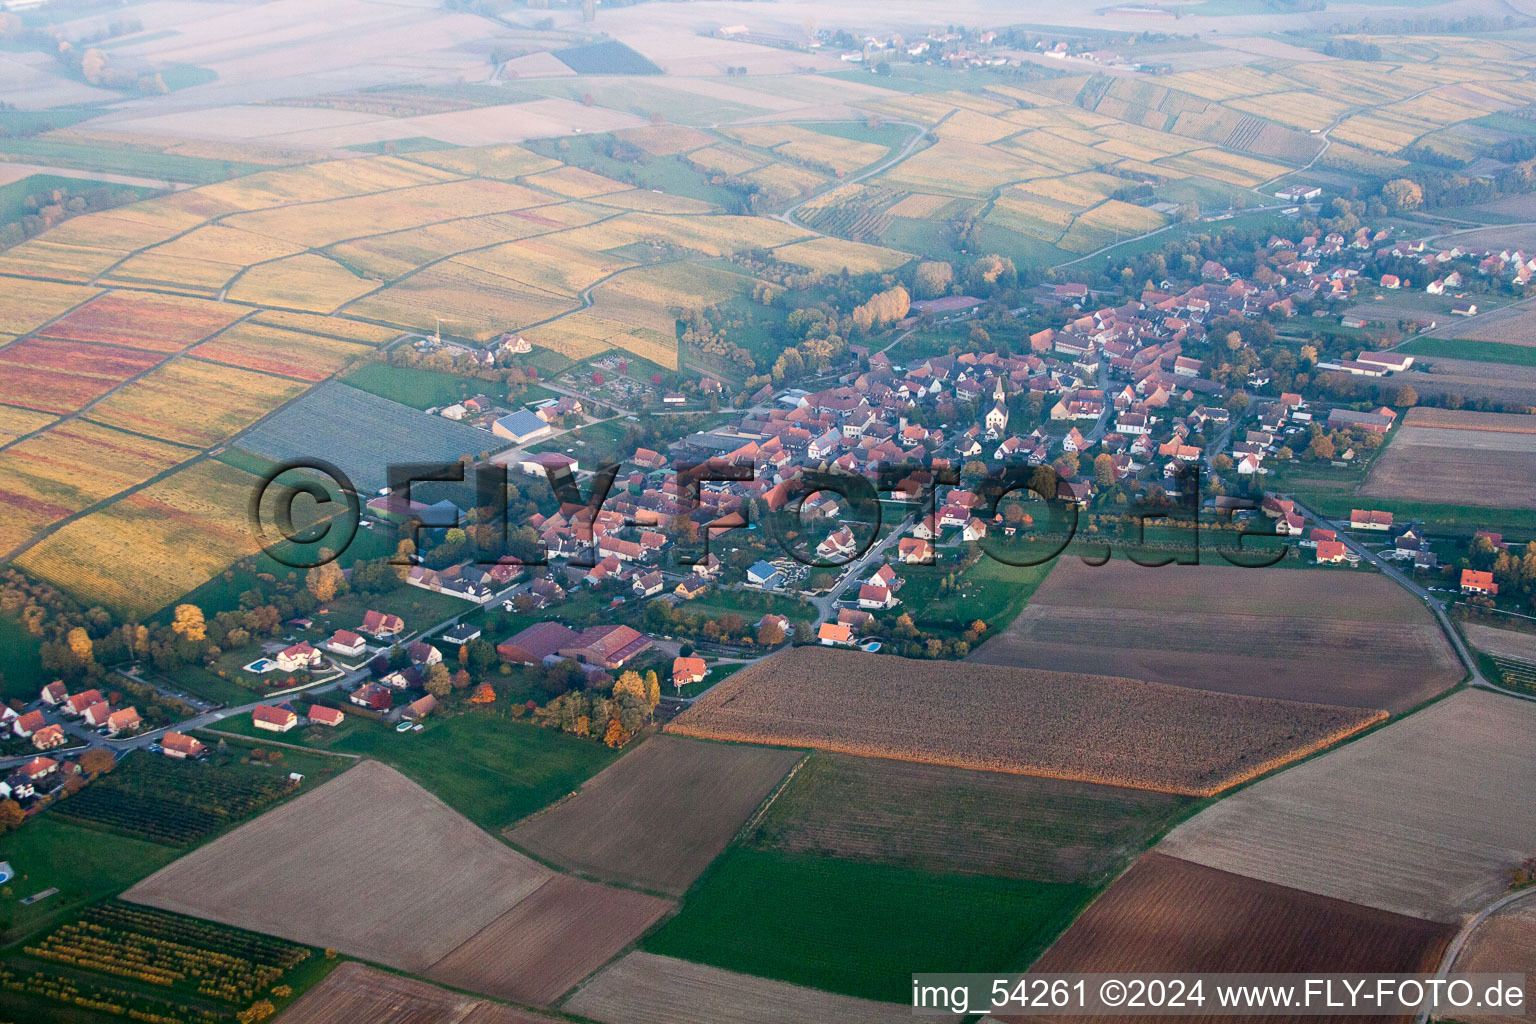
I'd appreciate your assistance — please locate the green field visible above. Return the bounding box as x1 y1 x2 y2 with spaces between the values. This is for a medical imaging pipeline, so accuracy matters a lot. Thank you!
897 555 1053 637
552 40 662 75
645 848 1091 1002
1398 336 1536 367
342 362 507 410
288 710 617 831
0 138 265 184
0 817 179 944
0 614 46 703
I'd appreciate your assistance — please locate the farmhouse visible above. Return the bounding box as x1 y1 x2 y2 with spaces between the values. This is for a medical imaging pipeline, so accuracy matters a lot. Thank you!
327 630 368 657
493 410 554 445
253 705 298 733
497 623 576 666
746 560 784 590
1461 569 1499 596
516 451 578 478
1327 407 1395 433
496 621 651 670
1356 352 1413 373
673 656 707 690
161 733 205 759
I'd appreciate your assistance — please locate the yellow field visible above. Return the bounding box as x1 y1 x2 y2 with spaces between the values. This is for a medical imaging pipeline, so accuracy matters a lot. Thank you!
15 459 265 618
226 253 376 313
1331 113 1427 153
769 236 910 275
1225 92 1351 133
1160 67 1277 101
88 357 306 447
34 210 183 254
884 192 953 218
405 144 563 180
0 405 57 445
455 238 637 298
744 163 829 203
522 165 631 198
987 194 1075 241
618 124 715 156
144 225 311 268
933 108 1020 144
997 130 1107 176
0 279 101 334
588 190 718 214
515 317 617 362
191 321 373 381
101 252 237 294
602 261 747 312
687 144 767 176
880 139 1038 198
1015 172 1122 208
324 210 580 280
0 239 124 282
725 124 889 175
343 264 576 341
1156 148 1288 187
249 310 400 345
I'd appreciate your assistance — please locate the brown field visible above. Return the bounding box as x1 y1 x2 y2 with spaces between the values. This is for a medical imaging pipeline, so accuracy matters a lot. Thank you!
1330 359 1536 411
1448 901 1536 1024
0 336 167 380
1008 853 1454 1024
1362 407 1536 509
667 647 1384 798
40 291 249 352
127 760 672 1006
1158 689 1536 922
425 873 672 1007
970 560 1460 713
563 951 926 1024
125 761 555 973
275 961 562 1024
0 365 124 414
1464 621 1536 662
749 751 1190 884
508 735 803 896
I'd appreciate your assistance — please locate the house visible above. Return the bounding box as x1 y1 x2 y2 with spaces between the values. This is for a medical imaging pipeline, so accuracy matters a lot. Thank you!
19 757 58 782
31 724 67 751
361 610 405 637
1315 540 1349 564
275 642 323 674
1355 352 1413 373
963 518 988 542
1327 408 1395 434
672 656 708 690
107 708 141 736
758 613 792 640
63 689 103 717
403 695 438 721
746 560 784 590
12 710 44 739
818 621 854 646
674 575 709 600
350 682 393 711
858 583 897 610
161 732 205 759
252 705 299 733
442 623 481 646
407 641 442 667
1461 569 1499 596
39 681 67 706
899 537 934 564
632 571 666 598
1349 509 1394 531
492 409 554 445
327 630 368 658
985 402 1009 437
82 702 113 728
308 705 346 728
816 527 857 560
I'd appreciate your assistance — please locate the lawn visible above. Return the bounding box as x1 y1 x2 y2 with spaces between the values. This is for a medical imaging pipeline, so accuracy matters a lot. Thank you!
0 816 179 944
1398 336 1536 367
897 555 1052 637
305 710 618 831
0 614 46 703
342 363 507 411
645 848 1092 1002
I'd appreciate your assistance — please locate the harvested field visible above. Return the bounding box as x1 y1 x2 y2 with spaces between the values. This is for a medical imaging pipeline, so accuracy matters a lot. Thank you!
749 752 1190 885
565 951 929 1024
125 761 554 973
970 559 1460 713
1010 853 1454 1024
40 291 248 352
274 961 562 1024
1447 900 1536 1024
1330 358 1536 411
508 735 802 896
1362 407 1536 510
1158 689 1536 922
667 647 1385 798
238 380 501 493
1464 621 1536 663
425 873 672 1007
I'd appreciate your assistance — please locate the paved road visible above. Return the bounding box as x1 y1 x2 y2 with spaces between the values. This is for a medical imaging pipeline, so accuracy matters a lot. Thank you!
1416 883 1536 1024
811 510 919 621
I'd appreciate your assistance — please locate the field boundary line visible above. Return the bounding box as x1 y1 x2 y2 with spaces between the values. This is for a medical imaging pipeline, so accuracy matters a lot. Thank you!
735 749 811 843
196 728 362 759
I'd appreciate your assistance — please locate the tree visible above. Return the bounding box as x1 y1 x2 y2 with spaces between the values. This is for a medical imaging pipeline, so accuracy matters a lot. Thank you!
1307 434 1336 460
67 626 94 664
1394 385 1418 408
0 800 22 832
1093 453 1116 487
172 604 206 644
425 663 452 698
469 681 496 703
1212 453 1234 472
913 260 954 299
305 559 344 603
80 748 115 776
613 670 646 704
1381 178 1424 212
644 669 661 707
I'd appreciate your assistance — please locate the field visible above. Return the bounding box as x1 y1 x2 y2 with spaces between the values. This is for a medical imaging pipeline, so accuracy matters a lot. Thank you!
1464 622 1536 662
15 459 266 618
1015 853 1454 1024
191 321 375 381
1447 901 1536 1024
1424 304 1536 346
126 760 672 1006
1362 407 1536 510
0 279 100 335
646 847 1089 1002
508 735 804 896
668 647 1384 798
424 872 672 1007
88 357 307 447
565 951 933 1024
39 291 248 353
750 752 1191 885
236 380 503 493
276 962 561 1024
1158 689 1536 922
970 559 1461 713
